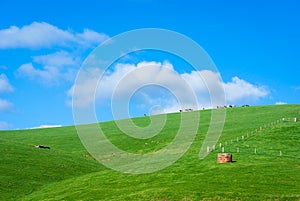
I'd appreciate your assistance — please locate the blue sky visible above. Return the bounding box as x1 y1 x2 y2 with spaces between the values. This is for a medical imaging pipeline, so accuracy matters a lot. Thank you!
0 0 299 130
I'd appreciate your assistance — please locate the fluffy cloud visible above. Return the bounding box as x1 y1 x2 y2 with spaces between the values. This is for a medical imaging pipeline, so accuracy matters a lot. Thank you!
181 70 225 108
67 67 103 107
0 22 109 49
17 63 59 84
71 61 197 109
76 29 110 48
70 61 269 115
16 51 80 85
9 22 110 85
32 51 79 67
224 76 268 104
0 74 14 113
181 71 268 107
0 74 14 93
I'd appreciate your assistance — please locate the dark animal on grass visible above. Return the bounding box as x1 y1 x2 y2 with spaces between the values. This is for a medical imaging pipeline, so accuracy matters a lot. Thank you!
35 145 50 149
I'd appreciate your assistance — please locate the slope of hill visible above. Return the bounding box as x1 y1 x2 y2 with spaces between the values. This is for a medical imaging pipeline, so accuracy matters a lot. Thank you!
0 104 299 200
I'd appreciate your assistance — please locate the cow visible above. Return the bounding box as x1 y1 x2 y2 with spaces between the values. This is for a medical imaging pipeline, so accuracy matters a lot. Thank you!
35 145 50 149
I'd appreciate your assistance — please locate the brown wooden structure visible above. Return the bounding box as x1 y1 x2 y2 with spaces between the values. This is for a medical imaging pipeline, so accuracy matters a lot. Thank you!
218 153 232 163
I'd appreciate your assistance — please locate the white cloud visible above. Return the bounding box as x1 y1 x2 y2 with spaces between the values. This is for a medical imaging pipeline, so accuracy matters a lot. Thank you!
99 61 194 103
0 121 13 130
0 99 13 113
69 62 203 118
17 63 60 85
0 74 14 113
181 71 268 107
70 61 270 113
33 51 79 67
76 29 110 48
0 74 14 93
28 124 62 129
223 76 268 104
181 70 225 108
275 101 287 105
3 22 110 86
0 22 109 49
16 51 80 85
0 22 73 49
67 67 103 107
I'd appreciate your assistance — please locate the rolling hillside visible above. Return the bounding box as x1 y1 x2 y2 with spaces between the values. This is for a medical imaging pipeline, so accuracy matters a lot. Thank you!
0 104 300 200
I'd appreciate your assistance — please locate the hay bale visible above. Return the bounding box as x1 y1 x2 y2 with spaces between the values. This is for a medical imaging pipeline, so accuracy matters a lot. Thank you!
218 153 232 163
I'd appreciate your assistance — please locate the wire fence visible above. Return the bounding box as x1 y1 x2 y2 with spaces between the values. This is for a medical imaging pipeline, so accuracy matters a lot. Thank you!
206 117 299 159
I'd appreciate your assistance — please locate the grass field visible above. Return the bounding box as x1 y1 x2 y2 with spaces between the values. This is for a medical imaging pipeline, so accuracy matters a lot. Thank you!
0 104 300 200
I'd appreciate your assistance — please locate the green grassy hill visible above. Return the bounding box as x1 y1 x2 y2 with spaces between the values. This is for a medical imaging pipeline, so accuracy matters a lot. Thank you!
0 104 300 200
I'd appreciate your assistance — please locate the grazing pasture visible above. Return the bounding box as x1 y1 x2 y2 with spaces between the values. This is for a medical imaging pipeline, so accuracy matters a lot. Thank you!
0 104 299 200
